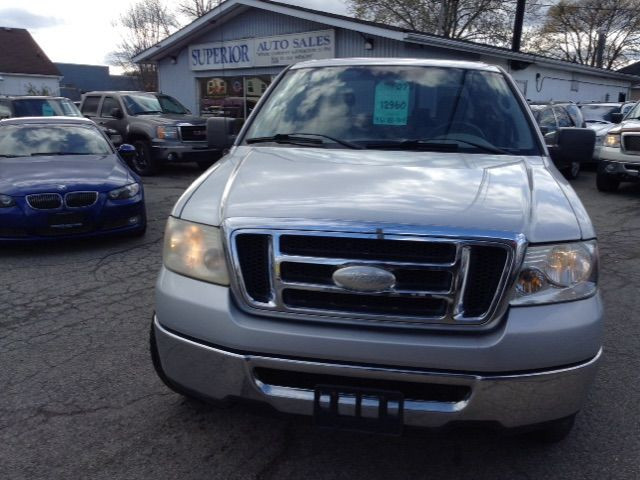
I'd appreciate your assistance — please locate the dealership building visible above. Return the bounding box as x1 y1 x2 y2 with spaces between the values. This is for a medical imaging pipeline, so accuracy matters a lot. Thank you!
134 0 640 120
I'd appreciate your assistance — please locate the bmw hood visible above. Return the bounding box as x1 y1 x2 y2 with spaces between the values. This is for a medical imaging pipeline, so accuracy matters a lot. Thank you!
0 154 133 195
182 147 591 243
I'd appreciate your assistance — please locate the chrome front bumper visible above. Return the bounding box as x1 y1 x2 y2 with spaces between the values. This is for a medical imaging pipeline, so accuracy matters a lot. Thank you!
153 317 601 429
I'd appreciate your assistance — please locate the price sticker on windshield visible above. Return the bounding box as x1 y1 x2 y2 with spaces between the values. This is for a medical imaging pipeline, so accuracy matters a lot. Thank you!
374 81 410 126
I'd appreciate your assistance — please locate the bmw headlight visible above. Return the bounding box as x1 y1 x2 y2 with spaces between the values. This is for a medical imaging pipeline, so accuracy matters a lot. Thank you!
157 126 179 140
604 133 620 148
109 183 140 200
511 241 598 305
0 194 15 207
163 216 229 285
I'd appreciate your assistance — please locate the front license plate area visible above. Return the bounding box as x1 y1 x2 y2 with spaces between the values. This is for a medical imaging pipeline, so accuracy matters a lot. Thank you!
314 385 404 435
48 212 85 228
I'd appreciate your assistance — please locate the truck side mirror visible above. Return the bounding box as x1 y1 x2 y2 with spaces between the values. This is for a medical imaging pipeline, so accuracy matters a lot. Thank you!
111 108 124 119
550 128 595 165
610 112 623 123
207 117 236 150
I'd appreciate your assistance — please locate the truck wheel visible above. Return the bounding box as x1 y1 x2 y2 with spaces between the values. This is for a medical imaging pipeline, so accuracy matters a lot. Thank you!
132 140 158 176
596 170 619 192
564 161 580 180
196 152 222 170
526 414 576 443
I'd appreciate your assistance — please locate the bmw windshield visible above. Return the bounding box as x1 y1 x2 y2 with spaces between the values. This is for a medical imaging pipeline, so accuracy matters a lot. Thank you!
244 65 540 155
0 125 113 157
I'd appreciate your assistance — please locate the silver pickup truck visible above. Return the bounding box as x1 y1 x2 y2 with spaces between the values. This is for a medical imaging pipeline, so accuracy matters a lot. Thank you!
151 58 601 441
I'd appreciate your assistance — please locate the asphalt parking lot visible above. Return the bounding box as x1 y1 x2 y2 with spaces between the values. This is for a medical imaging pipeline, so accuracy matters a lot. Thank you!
2 166 639 480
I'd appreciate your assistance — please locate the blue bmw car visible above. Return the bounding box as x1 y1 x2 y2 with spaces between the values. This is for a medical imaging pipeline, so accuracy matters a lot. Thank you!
0 116 146 241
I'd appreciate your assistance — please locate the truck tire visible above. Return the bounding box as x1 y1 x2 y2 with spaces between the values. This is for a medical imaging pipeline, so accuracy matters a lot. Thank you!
564 160 580 180
132 140 159 176
596 170 619 192
196 152 222 170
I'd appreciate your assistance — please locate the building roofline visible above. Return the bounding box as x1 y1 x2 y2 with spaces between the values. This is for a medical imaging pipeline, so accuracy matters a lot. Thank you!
132 0 640 82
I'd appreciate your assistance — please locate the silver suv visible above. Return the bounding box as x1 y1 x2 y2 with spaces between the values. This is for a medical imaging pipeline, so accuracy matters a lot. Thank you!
151 58 601 441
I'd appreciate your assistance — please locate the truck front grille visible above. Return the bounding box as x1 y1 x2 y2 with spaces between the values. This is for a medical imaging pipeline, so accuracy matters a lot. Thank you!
231 229 515 329
179 125 206 142
623 134 640 153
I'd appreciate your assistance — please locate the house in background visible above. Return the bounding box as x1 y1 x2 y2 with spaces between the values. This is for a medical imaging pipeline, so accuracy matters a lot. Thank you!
134 0 640 117
56 63 142 101
0 27 61 96
618 62 640 101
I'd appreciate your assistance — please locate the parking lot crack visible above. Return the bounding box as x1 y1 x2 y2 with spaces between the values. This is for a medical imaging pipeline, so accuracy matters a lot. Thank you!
253 422 294 480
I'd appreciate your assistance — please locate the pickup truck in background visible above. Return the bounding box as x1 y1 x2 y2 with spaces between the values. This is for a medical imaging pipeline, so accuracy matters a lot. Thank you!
596 100 640 192
151 58 600 442
80 91 228 175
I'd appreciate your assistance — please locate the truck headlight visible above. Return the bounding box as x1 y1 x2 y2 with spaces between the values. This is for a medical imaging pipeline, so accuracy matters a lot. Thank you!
604 133 620 148
108 183 140 200
157 126 179 140
511 241 597 305
0 194 15 207
163 217 229 285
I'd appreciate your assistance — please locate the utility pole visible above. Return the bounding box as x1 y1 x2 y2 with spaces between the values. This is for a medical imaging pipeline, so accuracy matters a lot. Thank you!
595 28 606 68
436 0 446 36
512 0 526 52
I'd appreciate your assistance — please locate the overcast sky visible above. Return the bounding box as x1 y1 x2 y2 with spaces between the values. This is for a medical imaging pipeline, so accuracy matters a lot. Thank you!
0 0 348 72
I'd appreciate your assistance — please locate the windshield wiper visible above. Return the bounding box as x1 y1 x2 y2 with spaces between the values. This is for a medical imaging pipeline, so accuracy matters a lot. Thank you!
134 110 163 115
246 133 363 149
363 140 458 151
30 152 89 156
0 154 19 157
448 138 511 155
363 139 509 155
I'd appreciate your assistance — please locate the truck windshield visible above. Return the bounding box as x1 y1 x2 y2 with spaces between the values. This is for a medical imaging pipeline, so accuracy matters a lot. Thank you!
581 105 620 123
244 65 539 154
122 93 189 115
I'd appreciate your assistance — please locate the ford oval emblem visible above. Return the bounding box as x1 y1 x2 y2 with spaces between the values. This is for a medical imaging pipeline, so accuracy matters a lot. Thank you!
332 266 396 293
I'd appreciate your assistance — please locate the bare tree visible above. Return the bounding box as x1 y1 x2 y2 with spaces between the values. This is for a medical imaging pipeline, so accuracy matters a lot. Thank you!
527 0 640 69
109 0 178 91
176 0 221 20
346 0 543 46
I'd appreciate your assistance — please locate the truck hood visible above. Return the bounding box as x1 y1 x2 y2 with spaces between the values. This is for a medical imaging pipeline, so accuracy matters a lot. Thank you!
609 119 640 134
181 147 588 243
141 114 206 126
0 154 132 195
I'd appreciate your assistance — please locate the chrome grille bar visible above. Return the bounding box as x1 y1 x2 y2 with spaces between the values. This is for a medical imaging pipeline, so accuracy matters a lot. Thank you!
228 225 519 330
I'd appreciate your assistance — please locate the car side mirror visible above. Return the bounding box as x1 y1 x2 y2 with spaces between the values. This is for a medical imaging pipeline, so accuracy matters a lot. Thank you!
111 108 124 119
610 112 623 124
551 128 595 165
118 143 137 162
207 117 237 149
539 126 550 135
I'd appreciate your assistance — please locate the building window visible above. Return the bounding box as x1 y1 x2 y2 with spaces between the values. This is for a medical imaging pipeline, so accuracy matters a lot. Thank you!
198 75 272 121
515 80 527 96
